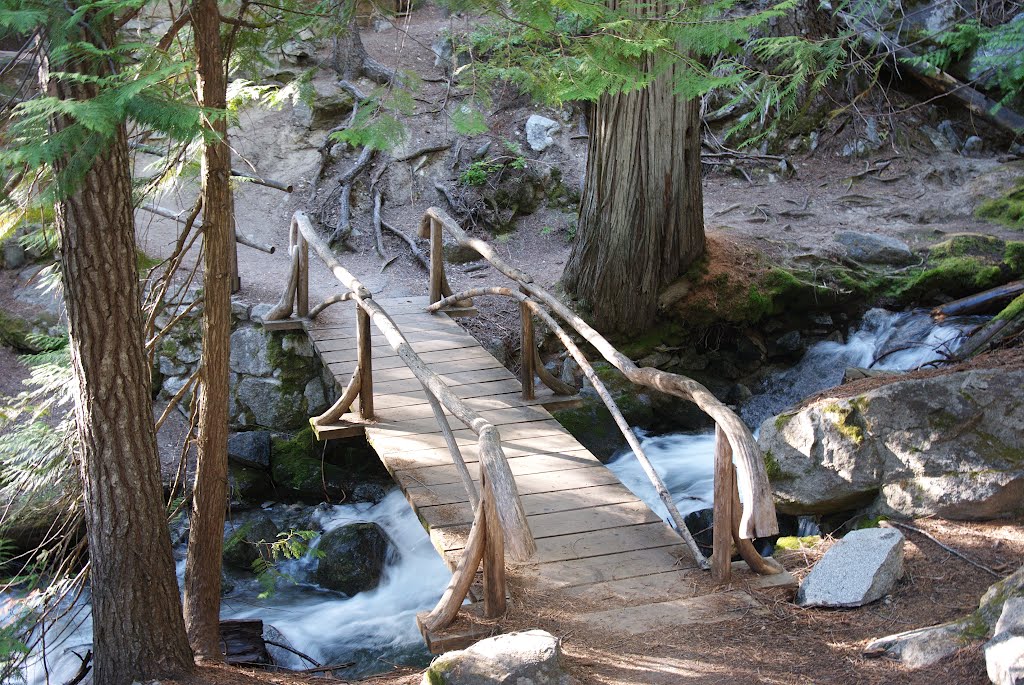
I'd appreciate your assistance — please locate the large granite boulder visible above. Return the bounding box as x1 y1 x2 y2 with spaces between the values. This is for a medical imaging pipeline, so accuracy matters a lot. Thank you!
797 527 904 608
422 630 574 685
759 368 1024 519
314 522 391 595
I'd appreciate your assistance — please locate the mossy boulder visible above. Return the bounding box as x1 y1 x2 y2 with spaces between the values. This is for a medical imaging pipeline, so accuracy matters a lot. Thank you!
314 522 391 595
223 515 280 572
552 362 654 460
270 428 348 502
759 368 1024 519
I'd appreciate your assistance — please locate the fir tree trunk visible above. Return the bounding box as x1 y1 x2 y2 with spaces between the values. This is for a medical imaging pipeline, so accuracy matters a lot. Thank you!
333 1 367 80
562 69 705 334
44 15 194 683
183 0 233 660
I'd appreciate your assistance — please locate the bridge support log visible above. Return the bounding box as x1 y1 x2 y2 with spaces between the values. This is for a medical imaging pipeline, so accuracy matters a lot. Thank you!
712 425 735 583
520 298 536 401
482 476 506 618
357 307 374 420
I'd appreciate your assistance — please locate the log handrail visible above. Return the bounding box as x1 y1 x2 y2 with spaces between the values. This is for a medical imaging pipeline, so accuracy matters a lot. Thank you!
418 207 781 582
266 211 536 630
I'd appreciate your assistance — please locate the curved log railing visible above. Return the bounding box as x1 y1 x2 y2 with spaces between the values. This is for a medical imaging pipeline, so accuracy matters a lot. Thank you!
266 211 536 631
417 207 781 582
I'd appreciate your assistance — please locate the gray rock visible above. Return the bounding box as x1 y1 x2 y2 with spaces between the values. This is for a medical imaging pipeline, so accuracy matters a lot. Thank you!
231 299 251 321
236 377 303 428
525 115 561 152
921 125 956 152
304 378 327 415
836 231 914 265
938 120 962 150
774 330 804 357
14 272 64 323
250 303 274 323
159 357 187 378
867 564 1024 670
281 334 313 358
177 343 201 365
963 135 985 157
431 33 470 74
842 367 898 384
161 375 192 403
223 515 280 572
314 523 391 595
2 241 26 270
759 367 1024 519
228 431 272 470
988 599 1024 685
865 620 971 668
422 630 574 685
797 527 904 608
559 357 580 387
230 327 272 376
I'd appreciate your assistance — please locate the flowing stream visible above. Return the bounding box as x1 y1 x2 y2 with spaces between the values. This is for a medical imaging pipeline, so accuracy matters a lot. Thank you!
607 308 981 524
6 308 981 683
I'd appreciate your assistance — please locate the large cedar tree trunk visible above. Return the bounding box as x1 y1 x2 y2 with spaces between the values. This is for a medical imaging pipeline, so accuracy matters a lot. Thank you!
562 71 705 334
46 18 194 683
183 0 234 660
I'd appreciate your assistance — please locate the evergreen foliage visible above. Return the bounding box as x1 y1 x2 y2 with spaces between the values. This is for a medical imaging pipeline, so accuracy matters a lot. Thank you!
913 18 1024 105
441 0 850 144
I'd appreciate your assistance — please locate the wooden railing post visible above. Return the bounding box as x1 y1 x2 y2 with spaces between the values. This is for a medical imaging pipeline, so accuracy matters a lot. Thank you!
712 425 734 583
519 294 536 401
481 477 506 618
297 231 309 318
357 307 374 419
428 218 444 305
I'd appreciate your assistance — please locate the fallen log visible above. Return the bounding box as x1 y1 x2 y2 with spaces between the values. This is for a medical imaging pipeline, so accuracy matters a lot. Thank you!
955 293 1024 359
843 13 1024 135
138 204 275 254
932 280 1024 319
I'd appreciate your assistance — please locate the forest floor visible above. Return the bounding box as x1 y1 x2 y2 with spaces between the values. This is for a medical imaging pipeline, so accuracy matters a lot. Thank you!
151 516 1024 685
3 2 1024 684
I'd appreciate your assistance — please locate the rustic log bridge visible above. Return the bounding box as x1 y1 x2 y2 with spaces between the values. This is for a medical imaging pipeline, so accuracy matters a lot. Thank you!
419 208 778 545
428 286 711 568
265 211 536 631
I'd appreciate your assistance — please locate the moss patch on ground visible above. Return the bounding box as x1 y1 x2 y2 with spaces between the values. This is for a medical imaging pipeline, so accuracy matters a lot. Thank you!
830 235 1024 306
977 176 1024 229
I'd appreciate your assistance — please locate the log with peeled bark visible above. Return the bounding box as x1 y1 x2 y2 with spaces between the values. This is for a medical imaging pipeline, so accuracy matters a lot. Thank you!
932 281 1024 319
957 293 1024 358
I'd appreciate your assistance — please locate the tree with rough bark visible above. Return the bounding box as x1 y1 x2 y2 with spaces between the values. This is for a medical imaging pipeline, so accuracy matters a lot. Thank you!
446 0 846 332
561 73 705 333
181 0 235 660
0 2 196 683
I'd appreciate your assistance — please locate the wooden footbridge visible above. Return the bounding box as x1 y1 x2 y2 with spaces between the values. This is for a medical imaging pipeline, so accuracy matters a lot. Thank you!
265 208 792 650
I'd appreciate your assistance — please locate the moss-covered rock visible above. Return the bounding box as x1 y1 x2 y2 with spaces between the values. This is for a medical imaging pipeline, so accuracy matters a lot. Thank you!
223 515 280 572
977 176 1024 229
760 367 1024 519
314 522 390 595
270 428 348 501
